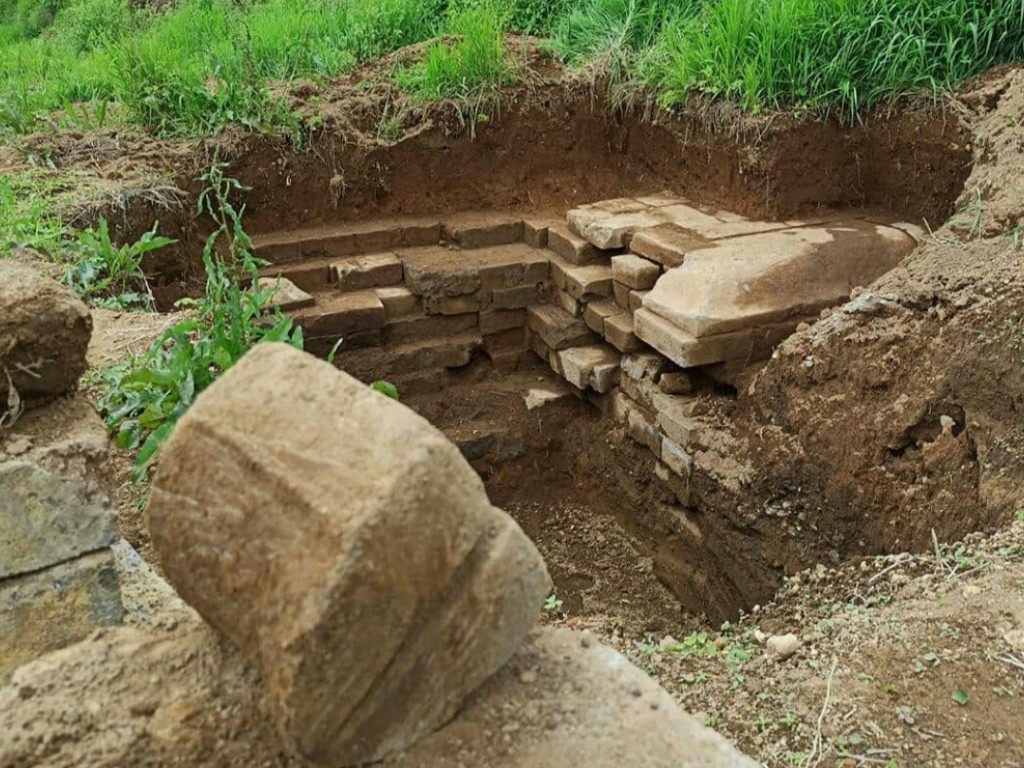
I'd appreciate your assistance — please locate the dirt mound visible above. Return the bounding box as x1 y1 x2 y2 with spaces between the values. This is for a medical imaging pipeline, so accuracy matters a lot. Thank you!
727 68 1024 566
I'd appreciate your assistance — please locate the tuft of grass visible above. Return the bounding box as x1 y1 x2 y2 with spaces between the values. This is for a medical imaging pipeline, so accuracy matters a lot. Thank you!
396 5 513 104
0 172 67 257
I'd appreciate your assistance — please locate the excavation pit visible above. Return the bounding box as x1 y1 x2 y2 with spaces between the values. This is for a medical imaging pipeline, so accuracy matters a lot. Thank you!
243 200 923 625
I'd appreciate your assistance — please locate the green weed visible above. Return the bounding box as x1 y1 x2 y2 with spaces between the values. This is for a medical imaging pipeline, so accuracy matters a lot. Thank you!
62 218 175 310
97 164 303 478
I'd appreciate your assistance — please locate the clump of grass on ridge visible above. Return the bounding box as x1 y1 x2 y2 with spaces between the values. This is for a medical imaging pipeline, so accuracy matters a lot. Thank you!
396 5 514 104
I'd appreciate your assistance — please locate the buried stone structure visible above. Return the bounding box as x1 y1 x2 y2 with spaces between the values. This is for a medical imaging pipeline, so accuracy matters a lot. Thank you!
254 195 919 519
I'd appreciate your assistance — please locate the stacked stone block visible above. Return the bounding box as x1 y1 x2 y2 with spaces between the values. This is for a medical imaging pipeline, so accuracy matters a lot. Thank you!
254 197 919 497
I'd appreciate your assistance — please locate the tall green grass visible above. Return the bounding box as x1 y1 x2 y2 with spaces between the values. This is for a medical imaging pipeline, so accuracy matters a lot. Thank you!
396 5 512 103
639 0 1024 117
2 0 1024 135
0 0 448 136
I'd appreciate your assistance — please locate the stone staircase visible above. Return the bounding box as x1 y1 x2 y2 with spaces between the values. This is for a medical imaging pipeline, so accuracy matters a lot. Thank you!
253 197 921 495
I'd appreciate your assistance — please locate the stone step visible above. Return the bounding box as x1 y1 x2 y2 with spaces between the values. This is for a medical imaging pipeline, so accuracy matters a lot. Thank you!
526 304 595 351
293 289 385 339
634 307 803 369
331 252 404 292
611 253 661 290
443 214 524 249
252 217 443 264
546 224 608 265
256 277 316 312
548 254 613 302
260 258 334 293
569 197 801 251
548 343 621 394
400 243 550 301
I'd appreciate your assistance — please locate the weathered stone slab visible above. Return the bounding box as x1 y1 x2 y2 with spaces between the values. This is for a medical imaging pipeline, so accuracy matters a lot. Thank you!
0 461 115 579
527 305 595 351
448 219 524 249
572 209 666 249
611 254 660 289
629 289 649 312
643 222 915 338
146 344 550 766
634 308 800 368
383 334 483 375
555 289 583 318
621 352 667 382
424 293 481 316
402 245 547 298
332 252 404 291
1 549 123 678
630 224 714 268
488 282 547 310
260 260 332 292
564 263 613 302
0 624 759 768
257 277 316 312
613 281 631 308
552 344 620 393
662 437 693 478
0 262 91 403
386 312 478 343
480 309 526 335
294 290 385 337
604 312 644 353
253 219 444 263
375 285 421 318
547 225 606 265
659 371 694 395
583 299 623 335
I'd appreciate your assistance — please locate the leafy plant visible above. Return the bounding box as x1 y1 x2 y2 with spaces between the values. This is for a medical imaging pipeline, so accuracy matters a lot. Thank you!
952 687 970 706
63 218 175 309
97 164 303 478
543 593 564 613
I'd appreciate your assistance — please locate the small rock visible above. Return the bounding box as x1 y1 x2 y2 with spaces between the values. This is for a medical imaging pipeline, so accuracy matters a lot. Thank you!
940 414 955 434
766 634 801 660
4 437 32 455
753 630 767 645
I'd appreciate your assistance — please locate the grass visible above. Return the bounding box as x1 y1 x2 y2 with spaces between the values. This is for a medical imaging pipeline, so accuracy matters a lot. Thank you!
62 218 176 310
1 0 1023 138
395 5 513 104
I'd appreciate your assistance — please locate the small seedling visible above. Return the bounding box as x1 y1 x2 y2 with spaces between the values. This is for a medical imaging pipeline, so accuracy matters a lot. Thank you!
952 687 970 706
542 594 563 614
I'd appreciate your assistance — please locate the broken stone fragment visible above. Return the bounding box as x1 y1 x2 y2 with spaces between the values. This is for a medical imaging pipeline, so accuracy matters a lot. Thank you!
145 343 551 766
766 633 801 660
0 261 92 404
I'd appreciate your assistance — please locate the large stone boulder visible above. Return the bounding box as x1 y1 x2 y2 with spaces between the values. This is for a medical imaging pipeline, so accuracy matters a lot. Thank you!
145 343 552 766
0 622 757 768
0 262 91 404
